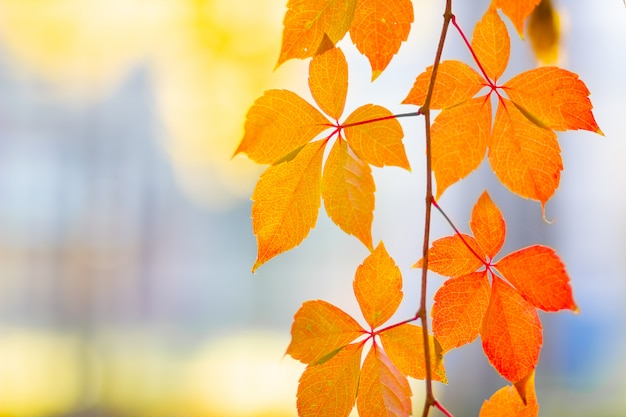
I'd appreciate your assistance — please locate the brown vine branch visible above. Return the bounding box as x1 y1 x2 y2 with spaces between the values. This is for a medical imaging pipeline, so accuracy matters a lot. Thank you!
418 1 454 417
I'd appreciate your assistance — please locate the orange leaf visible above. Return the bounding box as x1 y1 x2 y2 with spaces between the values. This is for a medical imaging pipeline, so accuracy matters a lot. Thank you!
236 89 330 164
357 345 412 417
349 0 413 80
432 272 491 352
309 47 348 121
251 141 326 271
415 234 485 277
353 242 402 329
480 385 539 417
481 277 542 382
504 66 603 133
489 98 561 208
470 191 505 259
402 60 485 109
322 138 375 250
472 5 510 82
277 0 357 66
379 323 447 382
297 342 363 417
431 96 491 198
343 104 410 169
287 299 365 365
493 0 542 37
495 245 577 312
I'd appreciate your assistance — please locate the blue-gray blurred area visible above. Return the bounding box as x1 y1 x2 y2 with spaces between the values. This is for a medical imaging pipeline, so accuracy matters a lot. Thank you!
0 1 624 416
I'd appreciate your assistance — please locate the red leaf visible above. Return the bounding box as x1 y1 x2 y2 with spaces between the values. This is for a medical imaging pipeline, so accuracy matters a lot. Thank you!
481 277 542 382
495 245 577 312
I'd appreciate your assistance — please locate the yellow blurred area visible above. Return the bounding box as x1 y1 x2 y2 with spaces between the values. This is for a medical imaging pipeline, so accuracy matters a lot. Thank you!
0 328 303 417
0 0 297 209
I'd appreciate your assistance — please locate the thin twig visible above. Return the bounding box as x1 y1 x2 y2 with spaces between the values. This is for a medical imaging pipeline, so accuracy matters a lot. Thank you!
418 1 454 417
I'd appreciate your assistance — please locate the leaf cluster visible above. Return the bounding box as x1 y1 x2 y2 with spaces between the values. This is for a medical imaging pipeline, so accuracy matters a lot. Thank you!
235 0 602 416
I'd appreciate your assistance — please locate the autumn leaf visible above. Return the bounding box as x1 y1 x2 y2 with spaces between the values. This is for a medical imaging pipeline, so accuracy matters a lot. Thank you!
422 191 575 382
379 323 447 382
349 0 414 80
470 191 506 258
492 0 542 37
489 98 562 206
287 299 365 365
357 345 412 417
297 343 363 417
480 382 539 417
431 271 491 353
504 66 603 133
472 4 510 82
402 60 485 109
343 104 410 169
429 97 491 199
322 138 375 249
404 5 600 205
236 89 329 165
481 277 542 382
251 141 326 272
353 242 403 329
309 46 348 120
495 245 577 312
414 234 485 277
277 0 357 66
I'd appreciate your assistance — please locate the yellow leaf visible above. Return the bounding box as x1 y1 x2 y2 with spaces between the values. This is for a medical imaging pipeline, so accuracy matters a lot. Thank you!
357 346 412 417
379 323 447 382
343 104 409 169
349 0 413 80
287 300 365 365
322 138 375 250
236 89 330 165
309 47 349 121
472 5 510 82
402 60 485 109
297 343 363 417
353 242 402 329
251 141 326 271
277 0 357 66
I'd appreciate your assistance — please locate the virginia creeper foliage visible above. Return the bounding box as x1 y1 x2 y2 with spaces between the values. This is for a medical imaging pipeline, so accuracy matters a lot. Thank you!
236 0 601 415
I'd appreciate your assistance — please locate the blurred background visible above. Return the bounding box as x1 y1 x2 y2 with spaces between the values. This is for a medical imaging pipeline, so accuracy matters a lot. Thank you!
0 0 623 416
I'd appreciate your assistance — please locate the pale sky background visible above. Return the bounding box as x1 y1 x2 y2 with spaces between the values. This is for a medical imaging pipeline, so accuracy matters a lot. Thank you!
0 1 623 416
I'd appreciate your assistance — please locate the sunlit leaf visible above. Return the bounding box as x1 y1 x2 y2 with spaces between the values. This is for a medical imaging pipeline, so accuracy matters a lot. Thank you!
251 141 326 271
349 0 413 80
322 138 375 250
379 323 447 382
353 242 402 329
481 277 542 383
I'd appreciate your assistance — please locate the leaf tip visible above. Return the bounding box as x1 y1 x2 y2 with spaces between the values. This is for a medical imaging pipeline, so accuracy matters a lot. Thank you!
371 69 382 82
